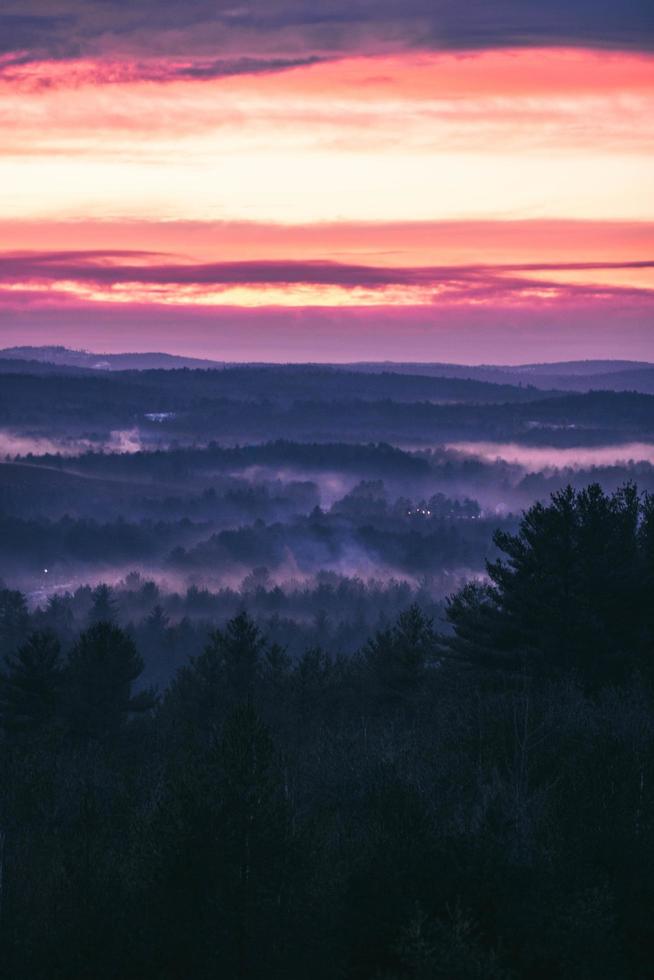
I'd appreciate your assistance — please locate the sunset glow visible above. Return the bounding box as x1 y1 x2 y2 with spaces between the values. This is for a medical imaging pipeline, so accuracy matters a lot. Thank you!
0 5 653 360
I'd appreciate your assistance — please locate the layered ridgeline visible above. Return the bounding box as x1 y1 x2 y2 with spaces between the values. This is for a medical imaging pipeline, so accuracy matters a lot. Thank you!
1 359 654 446
3 347 654 392
1 357 654 601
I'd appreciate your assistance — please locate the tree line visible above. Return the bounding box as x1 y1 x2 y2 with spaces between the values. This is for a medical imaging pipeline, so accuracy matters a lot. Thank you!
1 484 654 978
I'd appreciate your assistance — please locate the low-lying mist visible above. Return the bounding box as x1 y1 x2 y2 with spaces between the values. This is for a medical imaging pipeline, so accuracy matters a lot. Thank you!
0 427 146 458
446 440 654 470
2 360 654 667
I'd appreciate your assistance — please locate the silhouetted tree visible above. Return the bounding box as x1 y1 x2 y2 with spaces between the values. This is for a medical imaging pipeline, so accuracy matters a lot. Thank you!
4 484 654 980
443 484 653 685
0 589 30 657
64 622 155 740
216 703 292 978
364 604 438 708
0 631 62 737
88 584 117 626
36 595 75 645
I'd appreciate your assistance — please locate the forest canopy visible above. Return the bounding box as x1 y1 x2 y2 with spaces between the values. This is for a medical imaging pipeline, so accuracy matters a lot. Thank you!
1 484 654 979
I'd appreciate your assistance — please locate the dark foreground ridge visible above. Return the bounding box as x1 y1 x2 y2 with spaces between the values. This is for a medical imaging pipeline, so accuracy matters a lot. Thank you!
1 484 654 979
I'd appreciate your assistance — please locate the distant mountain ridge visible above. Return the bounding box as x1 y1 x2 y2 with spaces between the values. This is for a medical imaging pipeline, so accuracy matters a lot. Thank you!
2 346 654 394
346 360 654 394
0 346 224 371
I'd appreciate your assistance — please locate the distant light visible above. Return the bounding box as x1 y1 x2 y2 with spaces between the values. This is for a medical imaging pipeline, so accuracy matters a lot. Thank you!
145 412 177 423
43 568 48 574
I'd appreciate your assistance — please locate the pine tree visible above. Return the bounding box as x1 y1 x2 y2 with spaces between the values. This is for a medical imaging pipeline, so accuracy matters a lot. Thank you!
186 703 292 979
87 584 117 627
364 604 438 707
0 589 30 658
442 483 653 685
64 622 155 740
0 631 63 736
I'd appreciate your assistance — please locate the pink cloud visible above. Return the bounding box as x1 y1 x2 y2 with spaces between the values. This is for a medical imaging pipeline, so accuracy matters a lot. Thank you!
0 251 652 304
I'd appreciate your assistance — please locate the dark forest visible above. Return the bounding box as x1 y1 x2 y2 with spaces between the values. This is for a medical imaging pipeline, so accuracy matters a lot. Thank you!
2 355 654 978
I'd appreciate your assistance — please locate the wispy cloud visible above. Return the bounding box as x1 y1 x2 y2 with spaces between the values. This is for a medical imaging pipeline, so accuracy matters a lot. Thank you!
1 250 652 310
1 6 652 361
1 1 654 80
1 49 651 230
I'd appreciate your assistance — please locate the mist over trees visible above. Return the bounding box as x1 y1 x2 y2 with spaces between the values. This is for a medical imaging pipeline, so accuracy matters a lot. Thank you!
2 359 654 976
1 485 654 978
2 361 654 450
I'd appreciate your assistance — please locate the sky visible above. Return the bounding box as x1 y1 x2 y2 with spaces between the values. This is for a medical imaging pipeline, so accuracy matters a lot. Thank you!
0 1 653 362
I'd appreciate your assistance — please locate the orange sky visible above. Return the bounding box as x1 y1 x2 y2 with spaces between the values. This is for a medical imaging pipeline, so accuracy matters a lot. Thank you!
0 46 653 357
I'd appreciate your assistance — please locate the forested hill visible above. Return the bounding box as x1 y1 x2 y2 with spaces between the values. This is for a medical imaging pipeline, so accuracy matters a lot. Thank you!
3 347 654 392
2 484 654 979
346 359 654 393
0 359 558 403
2 365 654 447
0 346 224 371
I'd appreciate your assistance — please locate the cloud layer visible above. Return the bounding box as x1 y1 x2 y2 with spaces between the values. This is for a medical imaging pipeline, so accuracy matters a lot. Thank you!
1 1 654 80
1 249 652 312
0 7 652 361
